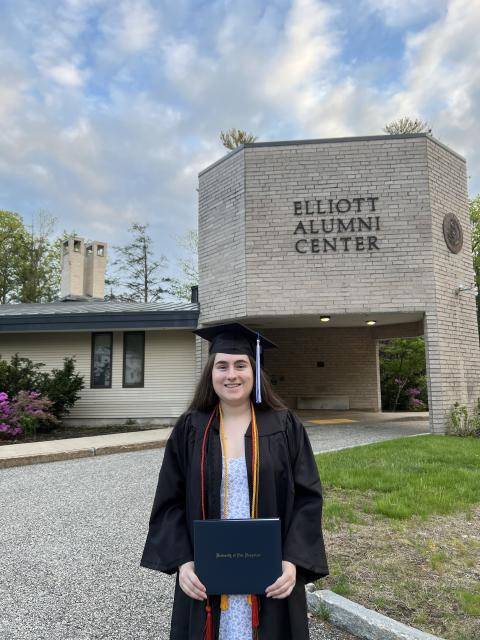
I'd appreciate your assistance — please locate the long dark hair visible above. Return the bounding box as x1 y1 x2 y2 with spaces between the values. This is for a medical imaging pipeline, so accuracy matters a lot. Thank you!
187 354 287 412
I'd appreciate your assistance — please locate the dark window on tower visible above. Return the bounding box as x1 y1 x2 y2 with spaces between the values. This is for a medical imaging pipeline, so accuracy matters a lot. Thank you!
123 332 145 388
91 333 113 388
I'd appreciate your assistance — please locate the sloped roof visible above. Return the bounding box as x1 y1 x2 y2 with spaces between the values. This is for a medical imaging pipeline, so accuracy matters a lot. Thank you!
0 299 200 332
0 300 198 315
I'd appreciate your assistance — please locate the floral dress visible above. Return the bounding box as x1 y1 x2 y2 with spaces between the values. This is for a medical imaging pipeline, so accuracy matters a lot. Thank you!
219 456 252 640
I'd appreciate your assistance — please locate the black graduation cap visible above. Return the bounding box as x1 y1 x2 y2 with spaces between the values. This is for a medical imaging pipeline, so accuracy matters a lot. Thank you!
193 322 277 357
192 322 277 403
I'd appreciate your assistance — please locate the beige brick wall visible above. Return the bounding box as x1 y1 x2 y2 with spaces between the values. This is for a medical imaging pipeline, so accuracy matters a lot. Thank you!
197 135 480 432
263 327 380 410
425 140 480 432
198 150 247 321
200 137 435 321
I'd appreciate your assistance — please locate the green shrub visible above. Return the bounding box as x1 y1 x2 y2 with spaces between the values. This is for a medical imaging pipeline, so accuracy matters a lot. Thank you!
37 357 84 418
446 400 480 437
0 354 84 425
0 354 44 398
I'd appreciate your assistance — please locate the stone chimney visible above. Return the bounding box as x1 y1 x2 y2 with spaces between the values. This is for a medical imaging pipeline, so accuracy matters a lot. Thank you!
84 241 107 299
60 236 107 300
60 237 85 299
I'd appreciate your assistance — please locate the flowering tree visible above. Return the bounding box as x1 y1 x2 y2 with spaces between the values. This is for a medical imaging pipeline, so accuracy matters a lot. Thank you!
406 387 426 411
380 338 428 411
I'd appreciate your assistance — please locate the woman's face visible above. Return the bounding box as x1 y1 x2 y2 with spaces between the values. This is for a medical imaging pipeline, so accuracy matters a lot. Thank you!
212 353 254 406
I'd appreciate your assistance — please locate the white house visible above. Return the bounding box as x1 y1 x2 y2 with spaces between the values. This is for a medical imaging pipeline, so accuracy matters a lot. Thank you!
0 237 199 425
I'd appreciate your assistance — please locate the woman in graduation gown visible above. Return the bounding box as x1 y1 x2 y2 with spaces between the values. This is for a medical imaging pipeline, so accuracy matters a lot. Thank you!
140 323 329 640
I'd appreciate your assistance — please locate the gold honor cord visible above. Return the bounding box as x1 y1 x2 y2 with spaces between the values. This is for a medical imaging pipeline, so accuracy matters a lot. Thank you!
219 405 229 519
218 401 260 614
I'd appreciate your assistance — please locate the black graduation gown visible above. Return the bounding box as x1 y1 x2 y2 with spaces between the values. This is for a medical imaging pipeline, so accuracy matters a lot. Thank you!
140 407 329 640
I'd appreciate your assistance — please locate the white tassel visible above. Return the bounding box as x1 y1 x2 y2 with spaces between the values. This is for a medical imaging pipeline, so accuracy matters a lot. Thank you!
255 334 261 403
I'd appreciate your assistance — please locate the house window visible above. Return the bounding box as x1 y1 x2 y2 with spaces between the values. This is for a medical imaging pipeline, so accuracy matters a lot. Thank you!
91 333 113 388
123 332 145 388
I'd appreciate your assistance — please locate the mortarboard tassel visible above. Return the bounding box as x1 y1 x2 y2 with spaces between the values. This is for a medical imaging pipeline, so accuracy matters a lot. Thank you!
251 594 260 639
203 599 213 640
255 333 261 404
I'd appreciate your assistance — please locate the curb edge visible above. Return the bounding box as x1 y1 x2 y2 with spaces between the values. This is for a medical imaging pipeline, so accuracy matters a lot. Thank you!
0 440 168 469
306 587 445 640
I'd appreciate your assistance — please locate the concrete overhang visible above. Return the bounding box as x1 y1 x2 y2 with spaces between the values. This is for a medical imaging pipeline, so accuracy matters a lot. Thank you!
234 311 424 329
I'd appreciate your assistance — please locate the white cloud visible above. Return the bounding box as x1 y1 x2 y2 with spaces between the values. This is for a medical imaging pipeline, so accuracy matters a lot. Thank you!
61 117 92 140
100 0 160 53
26 163 49 178
46 62 85 87
278 0 480 192
389 0 480 161
362 0 449 27
0 85 23 123
264 0 339 102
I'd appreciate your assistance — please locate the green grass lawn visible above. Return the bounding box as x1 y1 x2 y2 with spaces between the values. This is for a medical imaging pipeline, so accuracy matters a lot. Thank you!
314 436 480 640
317 435 480 521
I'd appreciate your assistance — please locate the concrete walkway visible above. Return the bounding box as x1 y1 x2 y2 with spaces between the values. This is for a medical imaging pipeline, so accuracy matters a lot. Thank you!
300 410 430 454
0 427 173 468
0 411 430 469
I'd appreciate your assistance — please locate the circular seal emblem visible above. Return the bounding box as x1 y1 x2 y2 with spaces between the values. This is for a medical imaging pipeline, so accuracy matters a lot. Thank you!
442 213 463 254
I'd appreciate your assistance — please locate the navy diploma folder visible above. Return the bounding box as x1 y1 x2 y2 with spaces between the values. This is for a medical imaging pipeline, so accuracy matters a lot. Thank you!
193 518 282 595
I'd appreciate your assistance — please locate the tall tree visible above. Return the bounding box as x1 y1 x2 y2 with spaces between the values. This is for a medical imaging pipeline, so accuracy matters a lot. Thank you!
383 117 431 134
15 213 60 303
168 229 198 301
470 194 480 336
0 210 26 304
109 222 171 302
220 128 258 150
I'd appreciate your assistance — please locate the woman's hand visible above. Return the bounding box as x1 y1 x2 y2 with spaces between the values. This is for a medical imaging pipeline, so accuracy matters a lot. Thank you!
265 560 296 599
178 561 207 600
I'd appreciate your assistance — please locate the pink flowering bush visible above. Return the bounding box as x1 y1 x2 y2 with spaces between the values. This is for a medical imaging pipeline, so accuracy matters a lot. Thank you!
0 391 59 440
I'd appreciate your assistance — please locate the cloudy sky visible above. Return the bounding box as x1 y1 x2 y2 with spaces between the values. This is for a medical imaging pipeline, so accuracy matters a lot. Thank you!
1 0 479 281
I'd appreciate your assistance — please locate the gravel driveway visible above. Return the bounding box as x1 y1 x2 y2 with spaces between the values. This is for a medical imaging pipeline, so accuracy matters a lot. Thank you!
0 448 355 640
